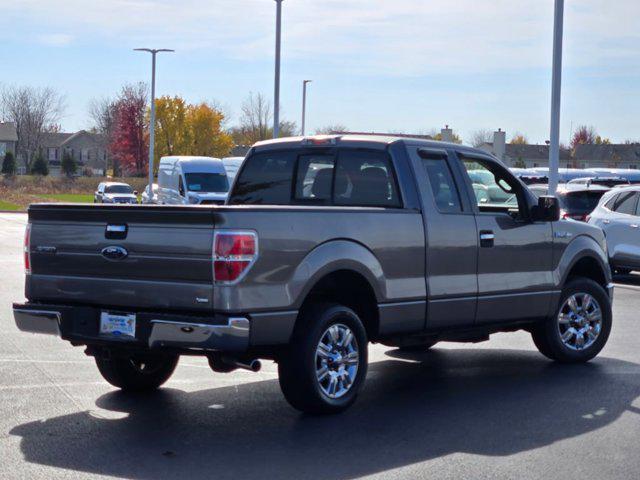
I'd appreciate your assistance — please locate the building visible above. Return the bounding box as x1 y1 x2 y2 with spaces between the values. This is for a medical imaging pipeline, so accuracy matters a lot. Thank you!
574 144 640 170
0 122 18 159
40 130 108 176
479 129 571 168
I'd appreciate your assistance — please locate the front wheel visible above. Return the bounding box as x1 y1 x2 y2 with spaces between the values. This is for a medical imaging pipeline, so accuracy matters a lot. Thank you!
532 278 611 363
95 353 179 391
278 303 368 414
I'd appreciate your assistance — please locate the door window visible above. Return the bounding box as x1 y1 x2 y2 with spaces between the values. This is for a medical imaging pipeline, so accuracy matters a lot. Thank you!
459 157 523 214
419 152 462 213
613 192 638 215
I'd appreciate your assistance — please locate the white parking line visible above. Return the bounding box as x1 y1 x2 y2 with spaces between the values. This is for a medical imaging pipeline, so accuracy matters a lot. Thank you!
613 283 640 292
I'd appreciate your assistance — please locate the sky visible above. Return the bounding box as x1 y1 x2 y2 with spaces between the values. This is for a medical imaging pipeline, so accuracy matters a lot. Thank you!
0 0 638 144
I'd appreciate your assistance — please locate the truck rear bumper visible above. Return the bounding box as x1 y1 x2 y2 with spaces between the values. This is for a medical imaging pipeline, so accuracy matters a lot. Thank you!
13 303 252 353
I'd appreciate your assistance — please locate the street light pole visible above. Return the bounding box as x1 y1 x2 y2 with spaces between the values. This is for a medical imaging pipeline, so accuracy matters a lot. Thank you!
301 80 312 136
548 0 564 195
134 48 174 203
273 0 283 138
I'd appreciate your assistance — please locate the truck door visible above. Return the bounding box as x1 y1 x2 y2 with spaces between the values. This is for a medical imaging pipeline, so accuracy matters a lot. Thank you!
453 151 554 324
411 147 478 329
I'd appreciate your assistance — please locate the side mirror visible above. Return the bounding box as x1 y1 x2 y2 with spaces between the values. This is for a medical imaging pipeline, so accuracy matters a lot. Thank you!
532 195 560 222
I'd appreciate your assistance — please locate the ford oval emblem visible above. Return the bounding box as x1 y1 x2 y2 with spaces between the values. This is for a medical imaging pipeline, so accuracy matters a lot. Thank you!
101 246 128 261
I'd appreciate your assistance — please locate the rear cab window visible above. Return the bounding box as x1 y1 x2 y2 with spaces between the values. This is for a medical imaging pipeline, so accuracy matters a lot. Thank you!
229 148 402 208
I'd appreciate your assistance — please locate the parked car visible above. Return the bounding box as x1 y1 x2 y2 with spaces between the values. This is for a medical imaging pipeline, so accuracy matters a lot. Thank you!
567 176 630 188
157 156 229 205
587 168 640 184
588 186 640 274
528 184 610 222
15 135 613 414
94 182 138 204
140 183 158 204
527 168 592 184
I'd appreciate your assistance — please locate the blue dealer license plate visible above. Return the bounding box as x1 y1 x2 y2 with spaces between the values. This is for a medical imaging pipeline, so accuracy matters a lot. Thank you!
100 312 136 339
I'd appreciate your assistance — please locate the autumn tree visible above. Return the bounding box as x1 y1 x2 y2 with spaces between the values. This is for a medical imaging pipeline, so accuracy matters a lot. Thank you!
154 95 189 163
153 96 233 170
0 85 65 172
110 83 148 176
571 125 597 149
432 131 463 144
187 102 233 158
595 135 611 145
510 133 529 145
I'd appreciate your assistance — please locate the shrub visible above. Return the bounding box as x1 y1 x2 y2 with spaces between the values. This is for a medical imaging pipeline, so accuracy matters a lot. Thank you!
61 151 77 177
31 152 49 176
1 151 16 176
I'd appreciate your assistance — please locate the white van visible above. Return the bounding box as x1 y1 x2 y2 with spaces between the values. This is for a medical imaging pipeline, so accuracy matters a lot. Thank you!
157 156 229 205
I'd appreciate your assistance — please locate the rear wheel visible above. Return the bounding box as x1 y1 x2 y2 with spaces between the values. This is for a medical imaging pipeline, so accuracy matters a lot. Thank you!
95 353 178 391
532 278 611 363
278 303 368 414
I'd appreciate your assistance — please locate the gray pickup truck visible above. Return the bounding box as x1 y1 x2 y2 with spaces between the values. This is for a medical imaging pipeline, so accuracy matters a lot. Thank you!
14 135 614 414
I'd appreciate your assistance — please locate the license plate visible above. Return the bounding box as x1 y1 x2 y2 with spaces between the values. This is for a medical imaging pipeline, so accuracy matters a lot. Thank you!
100 311 136 339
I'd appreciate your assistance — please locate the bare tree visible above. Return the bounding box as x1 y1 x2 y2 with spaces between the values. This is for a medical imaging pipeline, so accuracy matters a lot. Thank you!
0 85 65 171
88 97 117 175
469 129 493 147
238 92 272 143
315 124 348 135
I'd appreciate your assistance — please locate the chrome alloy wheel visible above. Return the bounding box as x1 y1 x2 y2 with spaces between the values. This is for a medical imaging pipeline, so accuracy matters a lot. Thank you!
558 293 603 351
315 324 359 399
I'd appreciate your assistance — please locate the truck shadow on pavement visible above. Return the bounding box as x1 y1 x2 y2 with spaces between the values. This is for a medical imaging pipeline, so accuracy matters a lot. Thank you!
11 348 640 480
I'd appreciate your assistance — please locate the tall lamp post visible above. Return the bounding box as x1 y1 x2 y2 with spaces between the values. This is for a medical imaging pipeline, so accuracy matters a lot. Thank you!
547 0 564 195
273 0 283 138
301 80 312 136
134 48 174 203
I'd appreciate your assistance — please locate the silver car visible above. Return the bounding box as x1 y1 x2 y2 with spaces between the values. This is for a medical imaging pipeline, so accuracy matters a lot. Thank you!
588 186 640 274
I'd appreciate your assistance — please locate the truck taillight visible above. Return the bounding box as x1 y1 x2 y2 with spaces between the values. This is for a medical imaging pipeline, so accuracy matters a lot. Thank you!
24 223 32 274
213 231 258 283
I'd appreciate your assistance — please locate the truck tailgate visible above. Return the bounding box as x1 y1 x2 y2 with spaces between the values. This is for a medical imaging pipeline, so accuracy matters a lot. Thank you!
26 204 216 312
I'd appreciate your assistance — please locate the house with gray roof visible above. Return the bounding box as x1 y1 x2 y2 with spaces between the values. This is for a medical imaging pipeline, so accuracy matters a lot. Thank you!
40 130 108 176
0 122 18 160
574 144 640 170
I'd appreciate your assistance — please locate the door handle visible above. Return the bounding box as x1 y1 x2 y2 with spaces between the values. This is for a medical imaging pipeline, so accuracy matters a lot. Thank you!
480 230 495 247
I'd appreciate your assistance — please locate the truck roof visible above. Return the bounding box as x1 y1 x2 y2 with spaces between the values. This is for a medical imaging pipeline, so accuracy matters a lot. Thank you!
252 135 483 154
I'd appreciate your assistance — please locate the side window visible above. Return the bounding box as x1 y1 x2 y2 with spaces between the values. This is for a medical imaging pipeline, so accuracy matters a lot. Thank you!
294 154 335 202
460 157 521 212
333 150 401 207
605 194 618 211
613 192 638 215
229 151 296 205
419 152 462 213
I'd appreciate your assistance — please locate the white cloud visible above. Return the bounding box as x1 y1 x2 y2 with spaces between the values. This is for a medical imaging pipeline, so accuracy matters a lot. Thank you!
36 33 74 47
4 0 640 75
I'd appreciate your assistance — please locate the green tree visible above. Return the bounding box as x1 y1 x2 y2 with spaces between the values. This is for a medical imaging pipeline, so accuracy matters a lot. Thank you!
1 151 17 176
61 150 77 177
31 151 49 176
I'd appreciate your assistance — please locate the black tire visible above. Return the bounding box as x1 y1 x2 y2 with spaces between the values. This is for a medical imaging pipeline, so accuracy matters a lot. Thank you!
398 340 438 352
95 353 179 391
278 302 368 414
532 278 612 363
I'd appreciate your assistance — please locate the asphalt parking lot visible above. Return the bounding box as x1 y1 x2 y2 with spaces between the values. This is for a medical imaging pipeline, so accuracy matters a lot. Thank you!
1 212 639 480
